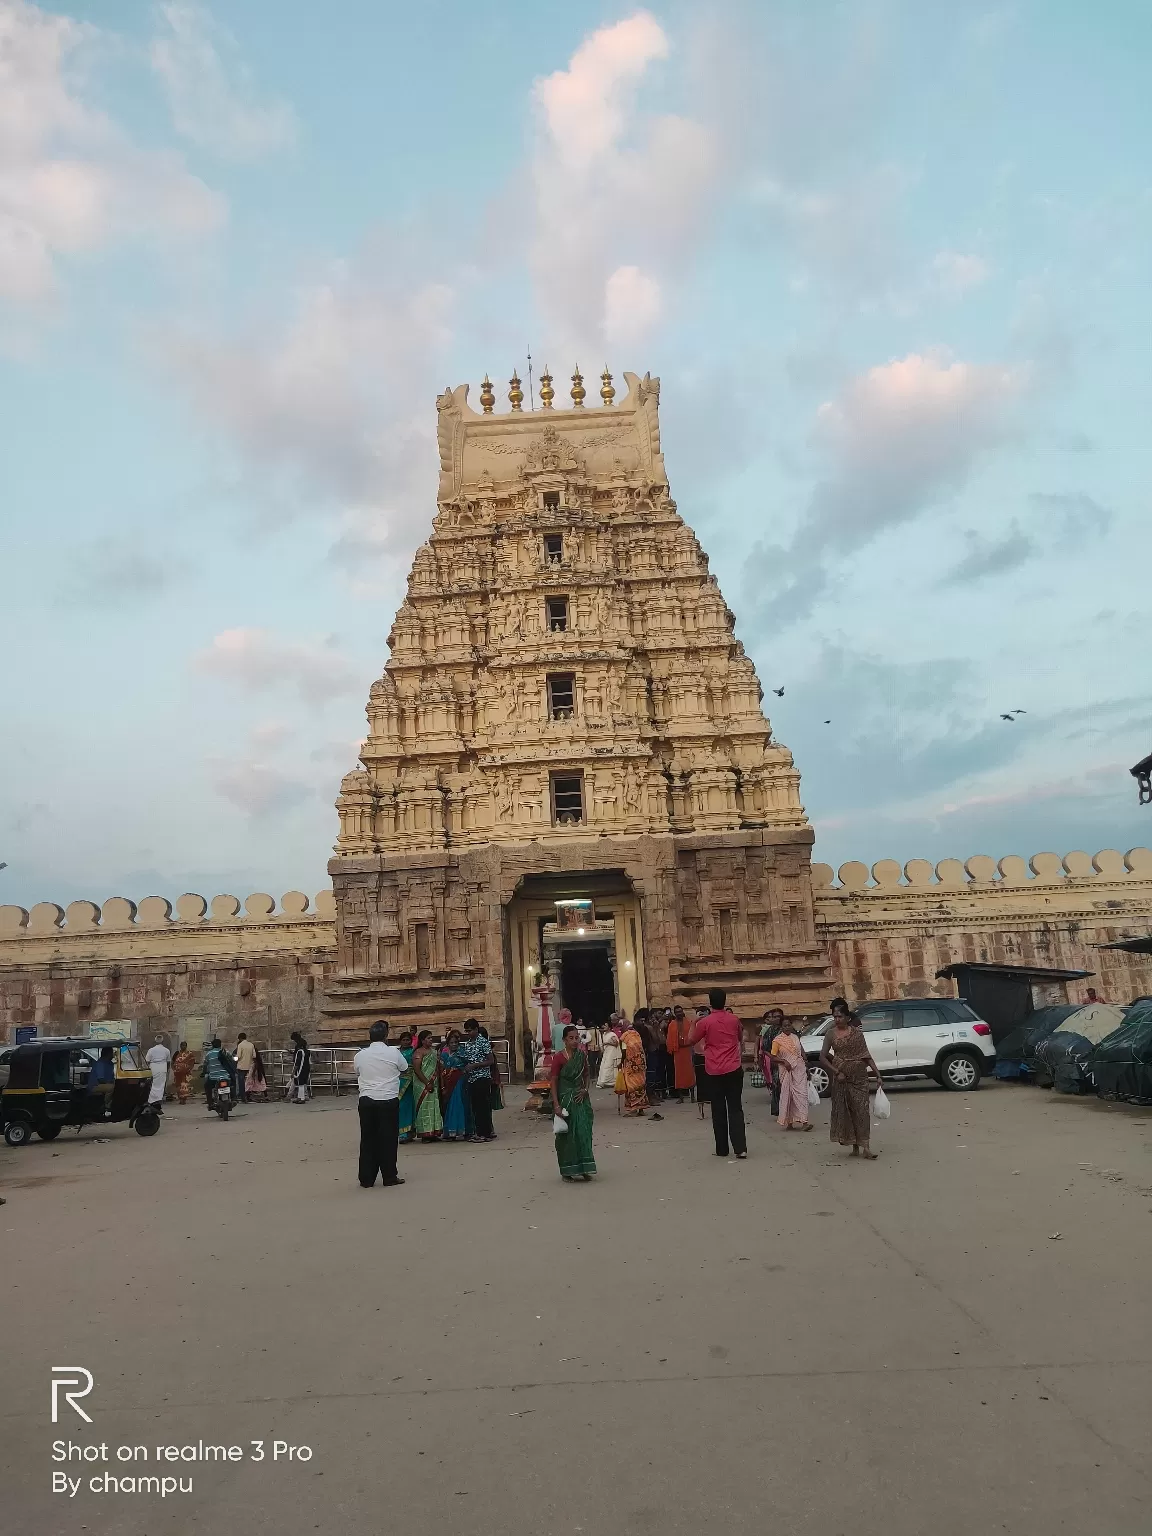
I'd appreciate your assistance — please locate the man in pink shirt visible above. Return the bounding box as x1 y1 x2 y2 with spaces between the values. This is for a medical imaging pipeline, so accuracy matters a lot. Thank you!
685 988 747 1158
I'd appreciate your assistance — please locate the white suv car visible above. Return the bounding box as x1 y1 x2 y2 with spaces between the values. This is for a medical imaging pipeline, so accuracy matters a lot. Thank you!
802 999 995 1095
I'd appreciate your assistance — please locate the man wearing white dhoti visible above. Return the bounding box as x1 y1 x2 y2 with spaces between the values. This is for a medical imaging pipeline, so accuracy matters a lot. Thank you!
145 1036 172 1111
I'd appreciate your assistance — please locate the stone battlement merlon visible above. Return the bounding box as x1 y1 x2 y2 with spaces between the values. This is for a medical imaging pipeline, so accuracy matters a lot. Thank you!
0 890 335 939
813 848 1152 895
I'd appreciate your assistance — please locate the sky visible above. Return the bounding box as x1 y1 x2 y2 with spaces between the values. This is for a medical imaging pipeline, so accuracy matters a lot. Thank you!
1 0 1150 908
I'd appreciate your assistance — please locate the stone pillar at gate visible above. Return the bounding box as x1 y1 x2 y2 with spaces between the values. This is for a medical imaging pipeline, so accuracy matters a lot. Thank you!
323 369 830 1053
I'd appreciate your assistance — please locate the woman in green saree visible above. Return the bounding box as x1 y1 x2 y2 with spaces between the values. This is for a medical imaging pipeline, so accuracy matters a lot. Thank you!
550 1024 596 1181
411 1030 443 1141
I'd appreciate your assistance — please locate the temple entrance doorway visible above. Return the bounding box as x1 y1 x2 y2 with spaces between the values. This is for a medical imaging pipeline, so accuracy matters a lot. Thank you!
505 868 649 1075
558 944 615 1028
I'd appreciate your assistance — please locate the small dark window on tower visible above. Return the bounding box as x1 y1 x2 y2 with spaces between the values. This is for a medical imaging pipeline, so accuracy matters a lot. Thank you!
551 772 584 825
543 490 561 509
547 672 575 719
547 596 569 632
544 533 563 564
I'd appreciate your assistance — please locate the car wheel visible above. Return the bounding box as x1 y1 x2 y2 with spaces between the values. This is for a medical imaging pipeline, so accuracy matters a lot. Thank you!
134 1110 161 1137
807 1063 831 1098
940 1051 982 1091
38 1124 62 1141
4 1118 33 1147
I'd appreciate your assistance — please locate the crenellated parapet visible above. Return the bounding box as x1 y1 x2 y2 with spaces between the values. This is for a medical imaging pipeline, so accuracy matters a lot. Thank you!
813 848 1152 901
813 849 1152 1005
0 890 336 962
0 891 338 1046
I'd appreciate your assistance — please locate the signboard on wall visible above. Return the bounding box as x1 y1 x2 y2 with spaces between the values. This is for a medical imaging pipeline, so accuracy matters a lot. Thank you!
86 1020 136 1040
178 1018 213 1052
14 1026 37 1044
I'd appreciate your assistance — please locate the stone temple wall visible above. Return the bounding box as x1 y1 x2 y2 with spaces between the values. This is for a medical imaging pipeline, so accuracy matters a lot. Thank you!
0 893 336 1048
814 848 1152 1007
3 850 1149 1048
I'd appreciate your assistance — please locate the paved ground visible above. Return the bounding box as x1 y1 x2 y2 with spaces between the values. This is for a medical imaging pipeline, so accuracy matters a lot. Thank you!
4 1074 1152 1536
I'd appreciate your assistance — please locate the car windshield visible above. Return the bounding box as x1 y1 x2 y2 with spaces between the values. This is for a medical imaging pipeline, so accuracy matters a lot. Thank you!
800 1016 832 1037
118 1043 142 1071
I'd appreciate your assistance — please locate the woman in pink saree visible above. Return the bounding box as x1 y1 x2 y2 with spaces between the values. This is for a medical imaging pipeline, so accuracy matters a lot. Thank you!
771 1017 813 1131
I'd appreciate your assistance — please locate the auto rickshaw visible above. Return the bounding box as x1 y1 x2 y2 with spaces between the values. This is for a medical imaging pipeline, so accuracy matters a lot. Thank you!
0 1036 161 1146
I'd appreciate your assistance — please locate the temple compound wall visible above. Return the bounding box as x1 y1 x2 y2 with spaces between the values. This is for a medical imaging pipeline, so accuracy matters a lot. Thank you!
815 848 1152 1006
2 851 1150 1049
0 893 334 1051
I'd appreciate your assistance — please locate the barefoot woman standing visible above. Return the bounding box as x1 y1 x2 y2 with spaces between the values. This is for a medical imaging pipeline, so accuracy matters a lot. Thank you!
819 999 883 1159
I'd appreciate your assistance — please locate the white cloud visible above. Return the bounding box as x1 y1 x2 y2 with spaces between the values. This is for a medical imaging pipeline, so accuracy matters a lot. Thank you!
746 350 1027 621
158 255 454 547
210 758 312 819
193 627 358 707
535 10 668 173
931 249 990 299
748 164 914 305
603 264 662 347
249 720 295 752
149 3 296 160
809 350 1025 538
529 12 717 357
0 0 223 306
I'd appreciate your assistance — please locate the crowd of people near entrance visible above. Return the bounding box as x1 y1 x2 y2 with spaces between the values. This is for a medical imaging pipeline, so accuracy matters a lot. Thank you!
349 989 886 1189
137 992 885 1189
566 998 882 1159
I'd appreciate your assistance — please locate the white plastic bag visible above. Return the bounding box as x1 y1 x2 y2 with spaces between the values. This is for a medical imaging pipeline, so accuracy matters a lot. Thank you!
552 1113 569 1135
807 1078 821 1108
872 1085 891 1120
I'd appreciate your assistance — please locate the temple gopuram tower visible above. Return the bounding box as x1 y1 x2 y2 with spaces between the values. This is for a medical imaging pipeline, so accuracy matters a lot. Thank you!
325 368 830 1064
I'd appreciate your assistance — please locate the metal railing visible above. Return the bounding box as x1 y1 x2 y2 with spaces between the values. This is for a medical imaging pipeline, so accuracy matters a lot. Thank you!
259 1036 513 1096
260 1047 359 1096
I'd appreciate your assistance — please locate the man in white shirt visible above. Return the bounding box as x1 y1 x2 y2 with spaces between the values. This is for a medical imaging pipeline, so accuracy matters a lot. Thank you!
233 1032 257 1102
353 1021 409 1187
144 1036 171 1111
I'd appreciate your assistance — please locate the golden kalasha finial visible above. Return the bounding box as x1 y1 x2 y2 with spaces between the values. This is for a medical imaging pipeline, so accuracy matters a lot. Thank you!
570 365 586 408
539 366 554 409
508 371 523 411
479 374 496 413
600 365 615 406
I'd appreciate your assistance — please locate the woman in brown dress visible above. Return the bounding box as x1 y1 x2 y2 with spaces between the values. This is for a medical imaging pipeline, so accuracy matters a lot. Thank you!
819 998 883 1159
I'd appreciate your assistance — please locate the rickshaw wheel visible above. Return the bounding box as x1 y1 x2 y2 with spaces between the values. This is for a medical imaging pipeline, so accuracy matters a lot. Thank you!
134 1110 161 1137
38 1125 62 1141
4 1118 33 1147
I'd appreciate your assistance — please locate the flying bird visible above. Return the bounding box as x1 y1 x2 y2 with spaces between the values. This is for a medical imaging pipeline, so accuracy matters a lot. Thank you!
1000 713 1015 722
772 687 785 697
1014 708 1027 714
824 719 831 724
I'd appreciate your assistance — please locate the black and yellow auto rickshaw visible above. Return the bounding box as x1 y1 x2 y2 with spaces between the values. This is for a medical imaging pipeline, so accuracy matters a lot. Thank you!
0 1037 161 1146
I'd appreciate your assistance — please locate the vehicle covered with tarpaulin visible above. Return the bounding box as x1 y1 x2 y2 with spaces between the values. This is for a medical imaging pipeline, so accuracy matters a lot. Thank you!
993 1005 1082 1080
1089 1002 1152 1106
1033 1003 1127 1093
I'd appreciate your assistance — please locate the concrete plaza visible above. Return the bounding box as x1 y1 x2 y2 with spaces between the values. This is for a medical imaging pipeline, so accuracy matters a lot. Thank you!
4 1074 1151 1535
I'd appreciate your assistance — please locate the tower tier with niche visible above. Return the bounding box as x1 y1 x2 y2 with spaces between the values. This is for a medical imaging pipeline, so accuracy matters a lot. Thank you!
325 369 830 1055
